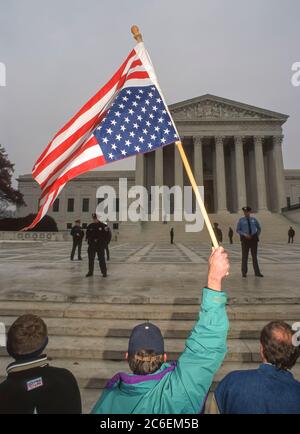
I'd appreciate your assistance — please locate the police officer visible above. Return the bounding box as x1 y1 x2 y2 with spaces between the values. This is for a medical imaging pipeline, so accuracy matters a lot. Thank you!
288 226 295 244
104 223 112 261
170 228 174 244
85 213 109 278
70 219 84 261
213 222 223 243
228 227 234 244
237 206 263 278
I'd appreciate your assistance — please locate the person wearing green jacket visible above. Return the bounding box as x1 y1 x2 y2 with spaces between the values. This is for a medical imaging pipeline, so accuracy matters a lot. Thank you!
91 246 230 414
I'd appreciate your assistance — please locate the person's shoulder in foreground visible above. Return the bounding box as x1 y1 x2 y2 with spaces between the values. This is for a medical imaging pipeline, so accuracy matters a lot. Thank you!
0 314 82 414
91 246 230 414
211 320 300 414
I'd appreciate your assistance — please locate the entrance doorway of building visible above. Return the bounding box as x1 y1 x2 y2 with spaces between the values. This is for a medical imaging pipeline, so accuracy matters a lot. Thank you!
204 179 215 213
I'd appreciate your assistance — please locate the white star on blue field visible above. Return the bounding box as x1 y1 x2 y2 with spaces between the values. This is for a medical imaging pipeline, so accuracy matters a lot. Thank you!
93 85 179 162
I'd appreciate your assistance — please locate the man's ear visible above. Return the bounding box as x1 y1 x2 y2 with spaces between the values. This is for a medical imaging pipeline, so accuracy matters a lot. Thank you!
125 352 128 360
164 353 167 363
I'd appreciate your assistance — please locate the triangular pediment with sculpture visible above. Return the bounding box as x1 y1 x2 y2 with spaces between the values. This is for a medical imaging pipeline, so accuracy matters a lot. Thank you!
169 94 288 122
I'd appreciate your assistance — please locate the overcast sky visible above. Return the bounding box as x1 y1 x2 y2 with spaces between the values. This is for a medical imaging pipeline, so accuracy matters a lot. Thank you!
0 0 299 181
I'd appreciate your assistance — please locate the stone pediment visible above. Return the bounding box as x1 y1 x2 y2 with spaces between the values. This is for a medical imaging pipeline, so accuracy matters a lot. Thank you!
169 94 288 123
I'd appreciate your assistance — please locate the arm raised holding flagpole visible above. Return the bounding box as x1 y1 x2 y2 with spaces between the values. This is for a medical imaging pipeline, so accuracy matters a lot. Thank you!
131 25 219 249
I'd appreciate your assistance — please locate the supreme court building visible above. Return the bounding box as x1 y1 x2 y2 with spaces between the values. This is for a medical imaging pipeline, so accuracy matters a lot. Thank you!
17 94 300 231
136 94 288 214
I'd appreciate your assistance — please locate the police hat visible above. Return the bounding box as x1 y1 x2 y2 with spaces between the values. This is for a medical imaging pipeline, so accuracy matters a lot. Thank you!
75 219 81 223
242 206 252 212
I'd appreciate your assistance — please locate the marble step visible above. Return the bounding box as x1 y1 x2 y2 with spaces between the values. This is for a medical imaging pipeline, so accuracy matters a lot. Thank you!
0 335 298 363
0 301 299 321
1 293 300 305
0 316 297 340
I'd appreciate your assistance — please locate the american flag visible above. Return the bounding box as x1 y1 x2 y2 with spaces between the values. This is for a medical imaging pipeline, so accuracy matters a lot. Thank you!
25 43 179 230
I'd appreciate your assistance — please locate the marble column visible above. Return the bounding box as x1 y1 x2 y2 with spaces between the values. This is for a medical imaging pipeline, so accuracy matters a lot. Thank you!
155 148 164 218
234 136 247 211
135 154 145 186
273 135 286 212
215 136 228 212
155 148 164 186
253 136 268 211
174 143 184 218
193 136 204 187
174 143 184 190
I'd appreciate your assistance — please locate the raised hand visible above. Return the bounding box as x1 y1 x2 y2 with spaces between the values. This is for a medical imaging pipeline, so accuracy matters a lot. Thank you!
207 246 230 292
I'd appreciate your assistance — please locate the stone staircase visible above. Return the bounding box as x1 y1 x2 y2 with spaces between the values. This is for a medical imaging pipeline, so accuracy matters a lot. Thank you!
117 212 300 243
1 298 300 413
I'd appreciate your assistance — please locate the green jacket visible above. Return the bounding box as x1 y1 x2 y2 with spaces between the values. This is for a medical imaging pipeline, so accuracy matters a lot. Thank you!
91 287 229 414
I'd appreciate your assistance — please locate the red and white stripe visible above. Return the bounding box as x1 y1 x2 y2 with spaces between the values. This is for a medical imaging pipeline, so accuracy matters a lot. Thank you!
25 43 154 230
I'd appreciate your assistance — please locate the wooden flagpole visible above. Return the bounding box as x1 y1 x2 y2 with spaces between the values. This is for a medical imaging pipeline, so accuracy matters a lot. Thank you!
131 25 219 249
175 141 219 248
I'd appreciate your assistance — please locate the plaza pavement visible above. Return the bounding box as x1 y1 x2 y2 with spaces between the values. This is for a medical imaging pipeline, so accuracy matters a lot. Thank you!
1 240 300 303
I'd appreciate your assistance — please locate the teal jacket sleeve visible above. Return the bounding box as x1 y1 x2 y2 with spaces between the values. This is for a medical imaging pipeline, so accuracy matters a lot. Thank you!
167 287 229 413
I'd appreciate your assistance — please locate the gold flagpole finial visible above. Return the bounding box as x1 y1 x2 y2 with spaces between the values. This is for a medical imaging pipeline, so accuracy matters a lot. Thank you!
131 25 143 43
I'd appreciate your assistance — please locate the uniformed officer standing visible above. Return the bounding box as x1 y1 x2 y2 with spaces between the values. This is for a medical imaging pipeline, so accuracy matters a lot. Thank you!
85 214 109 278
70 219 84 261
104 223 112 261
213 222 223 243
288 226 295 244
228 227 234 244
236 206 263 278
170 228 174 244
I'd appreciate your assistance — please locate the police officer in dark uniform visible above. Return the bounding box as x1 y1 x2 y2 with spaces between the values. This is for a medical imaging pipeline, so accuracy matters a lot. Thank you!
70 219 84 261
104 223 112 261
213 222 223 243
288 226 295 244
170 228 174 244
228 227 234 244
236 206 263 278
85 213 109 278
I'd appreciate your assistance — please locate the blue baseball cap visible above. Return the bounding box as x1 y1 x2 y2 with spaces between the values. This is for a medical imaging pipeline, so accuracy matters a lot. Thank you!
128 322 164 355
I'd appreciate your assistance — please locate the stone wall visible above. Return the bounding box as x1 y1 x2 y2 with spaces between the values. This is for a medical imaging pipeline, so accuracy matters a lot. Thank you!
0 231 69 241
282 209 300 225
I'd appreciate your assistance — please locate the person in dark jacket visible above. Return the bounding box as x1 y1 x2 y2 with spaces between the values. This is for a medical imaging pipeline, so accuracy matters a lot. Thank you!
170 228 174 244
0 314 82 414
228 227 234 244
213 222 223 243
288 226 295 244
85 213 110 277
211 321 300 414
70 219 84 260
104 223 112 261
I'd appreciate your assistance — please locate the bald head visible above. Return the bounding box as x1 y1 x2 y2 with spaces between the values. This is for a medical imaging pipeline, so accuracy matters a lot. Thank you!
260 321 300 370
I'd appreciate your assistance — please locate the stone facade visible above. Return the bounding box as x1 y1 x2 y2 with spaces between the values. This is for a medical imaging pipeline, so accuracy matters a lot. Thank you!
285 169 300 207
